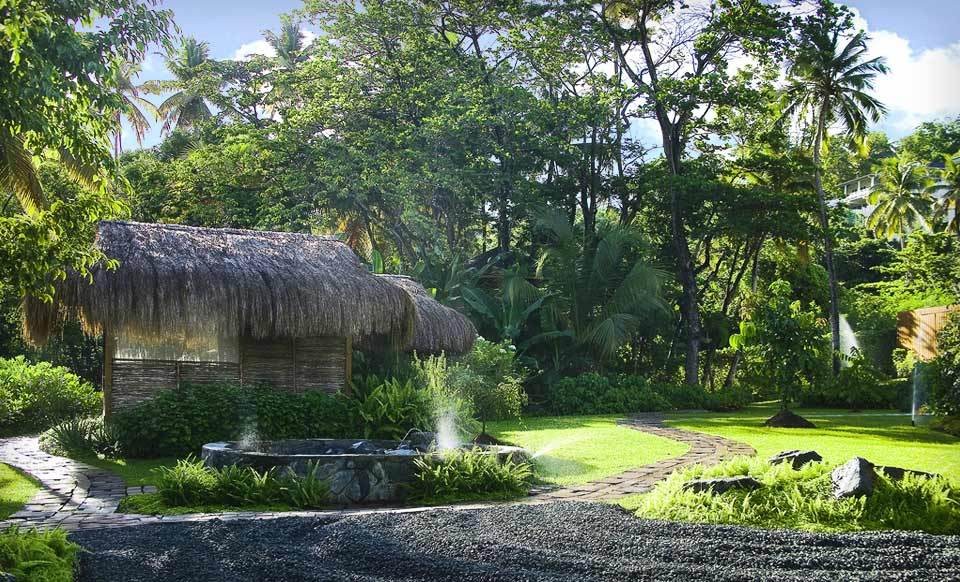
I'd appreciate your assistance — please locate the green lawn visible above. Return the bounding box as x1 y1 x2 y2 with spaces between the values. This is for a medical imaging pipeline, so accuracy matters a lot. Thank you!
666 403 960 482
0 463 39 519
72 454 177 486
487 415 688 486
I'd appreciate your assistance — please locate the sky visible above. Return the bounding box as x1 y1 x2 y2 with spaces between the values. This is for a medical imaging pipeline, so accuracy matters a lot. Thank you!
125 0 960 150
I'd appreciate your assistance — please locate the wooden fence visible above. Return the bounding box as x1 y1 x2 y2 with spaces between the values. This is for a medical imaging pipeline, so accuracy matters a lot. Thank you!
897 305 960 361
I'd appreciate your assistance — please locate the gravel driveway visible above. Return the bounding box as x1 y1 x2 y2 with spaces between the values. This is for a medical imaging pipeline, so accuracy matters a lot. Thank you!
71 502 960 582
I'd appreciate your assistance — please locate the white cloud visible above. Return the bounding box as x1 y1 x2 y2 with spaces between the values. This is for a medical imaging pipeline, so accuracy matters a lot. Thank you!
850 9 960 134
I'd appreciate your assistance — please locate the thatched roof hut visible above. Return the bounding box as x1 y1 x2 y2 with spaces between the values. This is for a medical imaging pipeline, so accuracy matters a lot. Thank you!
374 275 476 355
23 221 476 416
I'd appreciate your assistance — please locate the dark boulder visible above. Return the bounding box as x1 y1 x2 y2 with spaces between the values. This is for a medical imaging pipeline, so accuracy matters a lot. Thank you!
832 457 875 498
876 465 939 481
764 409 816 428
683 476 762 495
769 450 823 470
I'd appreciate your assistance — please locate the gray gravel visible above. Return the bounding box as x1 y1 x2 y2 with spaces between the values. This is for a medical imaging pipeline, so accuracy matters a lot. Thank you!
71 502 960 582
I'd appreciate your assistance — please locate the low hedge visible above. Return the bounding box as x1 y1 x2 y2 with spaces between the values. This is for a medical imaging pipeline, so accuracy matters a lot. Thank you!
0 356 101 436
543 373 752 416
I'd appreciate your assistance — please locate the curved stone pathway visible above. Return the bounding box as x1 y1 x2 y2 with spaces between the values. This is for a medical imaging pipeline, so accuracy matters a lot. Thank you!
0 416 754 531
536 415 755 501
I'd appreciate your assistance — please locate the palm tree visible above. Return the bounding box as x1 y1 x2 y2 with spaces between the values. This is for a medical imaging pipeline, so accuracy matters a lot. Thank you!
932 152 960 236
265 17 309 69
782 24 887 375
535 209 665 366
0 125 44 214
867 157 931 244
112 61 159 157
141 38 213 134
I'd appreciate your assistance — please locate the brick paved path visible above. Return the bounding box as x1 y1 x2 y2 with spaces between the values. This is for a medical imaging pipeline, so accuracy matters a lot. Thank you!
0 416 754 531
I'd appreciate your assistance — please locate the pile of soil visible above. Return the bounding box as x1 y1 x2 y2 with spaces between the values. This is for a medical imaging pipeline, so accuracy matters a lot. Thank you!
764 408 816 428
473 432 505 446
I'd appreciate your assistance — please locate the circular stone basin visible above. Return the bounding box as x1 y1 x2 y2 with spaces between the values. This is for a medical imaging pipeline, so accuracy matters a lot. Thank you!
201 438 528 505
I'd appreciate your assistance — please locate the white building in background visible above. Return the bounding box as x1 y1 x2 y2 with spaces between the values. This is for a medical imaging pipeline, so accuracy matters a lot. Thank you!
837 156 957 224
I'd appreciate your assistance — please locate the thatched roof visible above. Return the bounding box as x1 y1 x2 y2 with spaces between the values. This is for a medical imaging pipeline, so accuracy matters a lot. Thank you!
376 275 476 354
23 221 423 347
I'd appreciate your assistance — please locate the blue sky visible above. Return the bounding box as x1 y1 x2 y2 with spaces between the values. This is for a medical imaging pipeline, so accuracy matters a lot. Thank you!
127 0 960 150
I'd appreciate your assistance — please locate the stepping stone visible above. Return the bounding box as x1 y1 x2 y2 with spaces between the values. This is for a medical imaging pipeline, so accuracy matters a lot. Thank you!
769 450 823 469
682 476 761 494
832 457 875 498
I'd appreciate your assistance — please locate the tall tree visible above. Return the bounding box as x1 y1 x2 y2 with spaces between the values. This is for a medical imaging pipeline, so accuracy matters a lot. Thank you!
143 37 213 134
265 16 310 68
0 0 171 298
597 0 788 385
782 6 887 375
867 157 931 243
113 61 159 157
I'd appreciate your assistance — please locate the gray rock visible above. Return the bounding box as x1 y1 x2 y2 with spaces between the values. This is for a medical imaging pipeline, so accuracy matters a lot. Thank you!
683 476 762 494
832 457 875 498
0 572 14 582
876 465 939 481
769 450 823 470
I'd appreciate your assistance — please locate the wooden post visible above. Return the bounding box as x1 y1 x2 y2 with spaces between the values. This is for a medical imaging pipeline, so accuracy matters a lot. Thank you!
344 336 352 396
102 331 114 420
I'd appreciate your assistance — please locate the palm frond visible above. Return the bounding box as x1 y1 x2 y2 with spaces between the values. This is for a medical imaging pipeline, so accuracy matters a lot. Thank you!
0 125 44 214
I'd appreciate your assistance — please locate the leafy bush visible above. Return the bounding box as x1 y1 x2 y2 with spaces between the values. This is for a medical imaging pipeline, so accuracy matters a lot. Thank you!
0 356 100 435
0 526 78 582
543 373 749 415
110 383 354 457
411 450 533 502
930 415 960 437
624 456 960 534
153 457 328 509
39 416 121 457
930 314 960 416
801 352 908 410
351 376 436 440
156 457 218 505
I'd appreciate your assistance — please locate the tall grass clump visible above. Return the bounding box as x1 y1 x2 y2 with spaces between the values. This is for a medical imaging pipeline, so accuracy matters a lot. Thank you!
411 450 533 503
623 456 960 534
0 526 78 582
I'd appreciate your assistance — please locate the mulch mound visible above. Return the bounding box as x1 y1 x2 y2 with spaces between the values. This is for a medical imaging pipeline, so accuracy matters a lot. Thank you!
764 409 816 428
473 432 506 446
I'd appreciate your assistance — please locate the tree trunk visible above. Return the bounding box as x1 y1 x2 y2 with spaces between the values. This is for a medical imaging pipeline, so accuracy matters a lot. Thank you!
812 99 842 376
662 125 702 386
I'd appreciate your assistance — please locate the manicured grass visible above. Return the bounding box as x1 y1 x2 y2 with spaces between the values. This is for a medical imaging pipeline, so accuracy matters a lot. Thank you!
0 463 39 519
666 403 960 482
118 492 297 516
71 454 177 486
620 456 960 534
487 415 688 486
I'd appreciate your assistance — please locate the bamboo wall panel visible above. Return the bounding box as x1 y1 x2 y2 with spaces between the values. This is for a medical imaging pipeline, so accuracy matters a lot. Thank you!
295 336 347 393
179 362 240 386
897 305 960 361
111 359 177 410
241 337 296 391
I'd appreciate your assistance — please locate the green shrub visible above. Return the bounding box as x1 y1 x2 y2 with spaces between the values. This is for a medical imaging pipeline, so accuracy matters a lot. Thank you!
624 456 960 534
152 457 328 510
155 457 217 505
544 373 748 415
930 415 960 437
411 450 533 502
111 383 354 457
0 526 78 582
351 376 436 440
39 416 121 457
930 314 960 416
801 352 908 410
0 356 100 435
